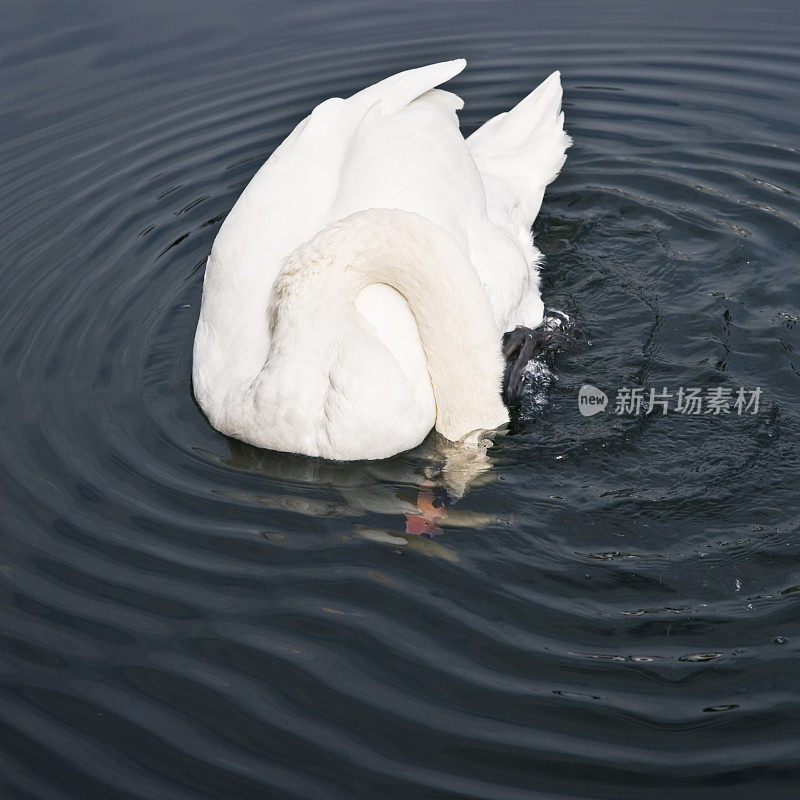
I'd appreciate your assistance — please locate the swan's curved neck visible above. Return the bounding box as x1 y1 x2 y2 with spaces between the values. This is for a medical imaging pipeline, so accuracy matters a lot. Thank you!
266 209 509 442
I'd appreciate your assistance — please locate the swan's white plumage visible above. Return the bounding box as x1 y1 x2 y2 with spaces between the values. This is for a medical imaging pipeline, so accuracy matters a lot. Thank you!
193 59 569 460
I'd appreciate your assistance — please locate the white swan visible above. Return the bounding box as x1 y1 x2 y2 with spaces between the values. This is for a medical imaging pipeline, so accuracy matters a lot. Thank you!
193 59 570 460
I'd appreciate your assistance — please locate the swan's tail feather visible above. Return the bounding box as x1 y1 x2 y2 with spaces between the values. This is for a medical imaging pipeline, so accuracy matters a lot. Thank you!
467 71 571 225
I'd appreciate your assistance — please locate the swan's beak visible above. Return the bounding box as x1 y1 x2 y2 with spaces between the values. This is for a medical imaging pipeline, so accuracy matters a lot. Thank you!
404 481 447 537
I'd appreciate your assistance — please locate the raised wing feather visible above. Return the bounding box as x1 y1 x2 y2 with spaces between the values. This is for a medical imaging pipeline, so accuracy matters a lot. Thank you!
467 71 571 232
348 59 466 115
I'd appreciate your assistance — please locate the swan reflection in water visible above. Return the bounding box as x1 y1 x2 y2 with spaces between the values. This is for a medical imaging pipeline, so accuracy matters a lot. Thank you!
199 431 504 560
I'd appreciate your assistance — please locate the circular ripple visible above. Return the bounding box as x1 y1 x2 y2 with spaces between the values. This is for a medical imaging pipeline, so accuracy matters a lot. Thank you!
1 3 800 799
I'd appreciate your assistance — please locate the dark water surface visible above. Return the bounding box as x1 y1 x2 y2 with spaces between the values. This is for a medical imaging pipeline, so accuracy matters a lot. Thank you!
2 1 800 798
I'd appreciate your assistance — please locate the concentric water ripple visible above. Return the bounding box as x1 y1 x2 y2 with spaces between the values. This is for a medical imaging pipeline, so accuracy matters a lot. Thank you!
1 1 799 798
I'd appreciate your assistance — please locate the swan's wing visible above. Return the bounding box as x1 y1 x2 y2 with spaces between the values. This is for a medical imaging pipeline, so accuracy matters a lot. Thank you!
467 71 571 235
210 58 470 272
196 61 472 416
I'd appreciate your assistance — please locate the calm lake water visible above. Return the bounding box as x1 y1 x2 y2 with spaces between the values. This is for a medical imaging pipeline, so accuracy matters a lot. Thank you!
2 1 799 798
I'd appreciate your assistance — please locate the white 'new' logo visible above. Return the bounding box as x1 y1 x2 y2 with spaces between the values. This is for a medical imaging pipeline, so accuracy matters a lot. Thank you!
578 385 608 416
